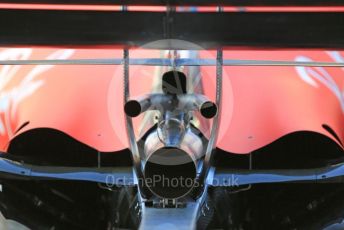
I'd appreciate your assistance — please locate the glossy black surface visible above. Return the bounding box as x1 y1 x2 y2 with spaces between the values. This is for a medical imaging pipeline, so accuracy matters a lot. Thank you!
1 10 344 49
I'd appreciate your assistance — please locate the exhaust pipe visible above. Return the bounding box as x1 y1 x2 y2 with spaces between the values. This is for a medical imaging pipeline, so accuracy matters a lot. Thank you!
144 147 197 199
143 121 203 199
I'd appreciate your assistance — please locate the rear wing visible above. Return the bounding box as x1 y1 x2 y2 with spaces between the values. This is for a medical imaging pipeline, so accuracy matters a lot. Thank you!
0 9 344 49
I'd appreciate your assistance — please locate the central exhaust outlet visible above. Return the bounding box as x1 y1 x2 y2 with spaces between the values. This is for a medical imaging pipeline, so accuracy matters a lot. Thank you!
143 123 203 199
144 147 197 199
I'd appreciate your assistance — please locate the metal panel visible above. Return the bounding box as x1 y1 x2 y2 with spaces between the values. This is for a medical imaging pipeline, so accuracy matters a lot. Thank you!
139 201 200 230
0 157 135 185
1 58 344 67
209 162 344 187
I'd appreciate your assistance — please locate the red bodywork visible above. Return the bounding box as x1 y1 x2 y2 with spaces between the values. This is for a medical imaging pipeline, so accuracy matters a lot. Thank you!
0 48 344 154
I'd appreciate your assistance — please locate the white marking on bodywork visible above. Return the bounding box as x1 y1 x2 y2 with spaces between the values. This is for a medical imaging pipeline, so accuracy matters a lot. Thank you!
0 49 74 137
296 54 344 113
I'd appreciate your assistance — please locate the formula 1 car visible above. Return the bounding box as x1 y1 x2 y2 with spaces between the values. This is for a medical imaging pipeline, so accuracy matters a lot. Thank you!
1 1 344 229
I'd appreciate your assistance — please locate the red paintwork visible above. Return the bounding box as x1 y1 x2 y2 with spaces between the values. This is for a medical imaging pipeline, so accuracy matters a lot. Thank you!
0 48 343 154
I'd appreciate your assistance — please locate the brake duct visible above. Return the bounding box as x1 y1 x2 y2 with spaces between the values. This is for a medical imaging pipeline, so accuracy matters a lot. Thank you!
124 70 217 199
